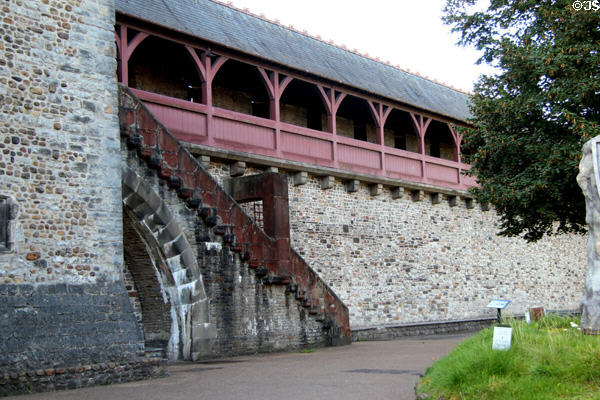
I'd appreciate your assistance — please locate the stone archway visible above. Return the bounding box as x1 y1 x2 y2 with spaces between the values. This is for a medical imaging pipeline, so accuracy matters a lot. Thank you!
122 166 215 361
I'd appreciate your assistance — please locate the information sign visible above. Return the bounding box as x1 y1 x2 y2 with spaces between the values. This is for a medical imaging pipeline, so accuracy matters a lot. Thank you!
492 326 512 351
487 299 511 309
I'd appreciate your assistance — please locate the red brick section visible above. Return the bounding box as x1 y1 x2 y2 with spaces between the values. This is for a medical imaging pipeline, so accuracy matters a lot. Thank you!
118 84 351 343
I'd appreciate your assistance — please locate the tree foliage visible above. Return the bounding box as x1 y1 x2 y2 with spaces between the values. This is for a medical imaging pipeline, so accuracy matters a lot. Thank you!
444 0 600 241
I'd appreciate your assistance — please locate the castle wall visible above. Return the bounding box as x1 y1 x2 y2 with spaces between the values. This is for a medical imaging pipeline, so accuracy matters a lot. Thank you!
207 161 586 329
121 122 330 359
0 0 152 390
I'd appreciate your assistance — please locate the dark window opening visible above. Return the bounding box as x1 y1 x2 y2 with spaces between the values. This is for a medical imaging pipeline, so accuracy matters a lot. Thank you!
354 123 367 141
280 79 326 131
394 132 407 150
424 120 456 161
251 100 269 119
336 95 376 143
128 36 202 102
429 137 441 158
383 109 419 153
212 59 270 119
307 107 322 131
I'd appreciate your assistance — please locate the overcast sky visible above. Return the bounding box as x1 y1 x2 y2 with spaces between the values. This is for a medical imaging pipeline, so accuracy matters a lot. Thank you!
228 0 495 92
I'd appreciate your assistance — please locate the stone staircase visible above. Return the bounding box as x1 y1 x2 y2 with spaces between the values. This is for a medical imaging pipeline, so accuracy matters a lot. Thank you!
118 84 351 346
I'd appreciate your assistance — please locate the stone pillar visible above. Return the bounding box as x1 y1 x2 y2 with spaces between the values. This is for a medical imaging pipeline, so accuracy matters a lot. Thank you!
577 137 600 334
223 172 291 276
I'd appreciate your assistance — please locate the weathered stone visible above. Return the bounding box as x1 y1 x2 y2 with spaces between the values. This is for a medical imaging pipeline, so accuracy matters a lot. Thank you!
369 184 383 196
293 171 308 186
577 137 600 333
464 197 474 209
447 195 457 207
229 161 246 177
319 175 334 190
344 180 360 193
197 155 210 169
390 187 404 199
410 190 424 202
210 162 585 329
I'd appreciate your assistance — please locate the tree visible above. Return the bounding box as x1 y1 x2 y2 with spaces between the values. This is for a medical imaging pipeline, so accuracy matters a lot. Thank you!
443 0 600 242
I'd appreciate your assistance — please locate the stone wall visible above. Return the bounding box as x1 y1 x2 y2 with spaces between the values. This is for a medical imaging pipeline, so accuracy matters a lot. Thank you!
207 162 587 329
0 0 153 393
118 85 349 360
121 130 331 359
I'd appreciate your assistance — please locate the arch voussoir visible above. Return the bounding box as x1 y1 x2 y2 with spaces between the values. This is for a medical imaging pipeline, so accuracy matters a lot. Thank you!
121 166 214 361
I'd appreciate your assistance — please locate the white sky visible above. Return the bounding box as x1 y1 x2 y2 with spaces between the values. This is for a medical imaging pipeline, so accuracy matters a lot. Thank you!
228 0 495 92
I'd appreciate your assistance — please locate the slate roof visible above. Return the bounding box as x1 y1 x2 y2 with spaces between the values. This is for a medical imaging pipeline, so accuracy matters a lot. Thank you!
116 0 472 122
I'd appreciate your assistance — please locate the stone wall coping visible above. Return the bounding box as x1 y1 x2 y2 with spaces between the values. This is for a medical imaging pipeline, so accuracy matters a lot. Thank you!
185 143 474 199
352 308 582 333
351 317 497 332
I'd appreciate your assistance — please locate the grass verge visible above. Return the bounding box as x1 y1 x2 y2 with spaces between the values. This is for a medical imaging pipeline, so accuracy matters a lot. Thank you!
417 315 600 399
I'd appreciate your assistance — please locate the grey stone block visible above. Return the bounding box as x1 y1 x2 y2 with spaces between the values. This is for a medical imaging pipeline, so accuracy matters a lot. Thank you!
430 193 441 205
293 171 308 186
229 161 246 177
152 202 173 228
369 183 383 196
197 155 210 169
156 219 182 246
319 175 334 189
135 181 162 213
121 167 140 193
447 195 458 207
344 180 360 193
410 190 424 202
179 247 197 269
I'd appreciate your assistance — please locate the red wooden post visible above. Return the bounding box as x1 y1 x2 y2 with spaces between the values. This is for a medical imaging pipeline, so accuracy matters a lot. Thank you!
367 101 392 174
117 25 149 86
449 125 463 184
187 46 227 147
411 113 430 181
258 68 293 156
317 86 345 167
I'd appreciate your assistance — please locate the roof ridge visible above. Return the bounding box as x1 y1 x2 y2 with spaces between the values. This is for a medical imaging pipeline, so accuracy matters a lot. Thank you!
210 0 469 95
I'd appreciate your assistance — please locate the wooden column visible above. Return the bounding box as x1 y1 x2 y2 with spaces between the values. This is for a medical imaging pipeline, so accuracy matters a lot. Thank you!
368 101 392 175
187 46 228 147
410 113 431 182
257 69 293 156
317 86 346 167
449 125 463 185
115 24 149 86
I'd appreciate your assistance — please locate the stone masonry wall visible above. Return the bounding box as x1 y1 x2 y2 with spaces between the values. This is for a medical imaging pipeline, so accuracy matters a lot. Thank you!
123 147 329 357
0 0 150 390
207 161 587 329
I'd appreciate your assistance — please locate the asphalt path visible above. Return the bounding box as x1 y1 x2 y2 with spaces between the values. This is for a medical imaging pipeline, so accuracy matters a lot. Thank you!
10 334 469 400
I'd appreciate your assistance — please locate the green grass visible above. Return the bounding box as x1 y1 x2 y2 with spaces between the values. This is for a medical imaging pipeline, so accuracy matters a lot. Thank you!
417 315 600 400
298 348 315 353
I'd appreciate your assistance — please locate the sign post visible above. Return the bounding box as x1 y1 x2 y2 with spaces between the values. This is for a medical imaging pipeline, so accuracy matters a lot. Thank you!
487 299 512 351
487 299 511 323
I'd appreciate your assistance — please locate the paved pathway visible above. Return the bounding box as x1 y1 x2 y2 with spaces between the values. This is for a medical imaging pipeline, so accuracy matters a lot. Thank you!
10 335 469 400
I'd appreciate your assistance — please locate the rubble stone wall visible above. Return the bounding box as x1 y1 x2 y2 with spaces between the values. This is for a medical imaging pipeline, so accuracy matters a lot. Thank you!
207 161 587 329
0 0 148 390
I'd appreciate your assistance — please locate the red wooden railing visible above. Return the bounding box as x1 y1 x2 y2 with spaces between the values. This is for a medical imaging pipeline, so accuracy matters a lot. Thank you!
132 88 476 191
